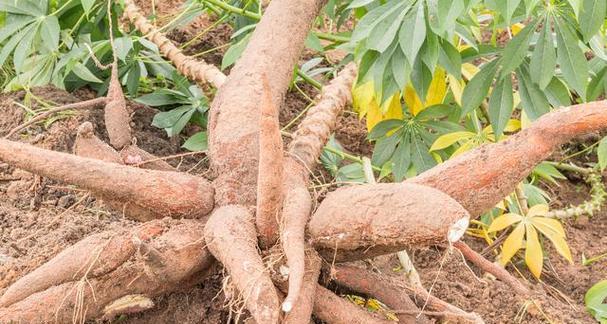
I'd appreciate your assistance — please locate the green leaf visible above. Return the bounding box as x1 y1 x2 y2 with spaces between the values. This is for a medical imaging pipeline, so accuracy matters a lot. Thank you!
222 34 250 70
182 131 208 151
517 66 551 120
392 134 411 181
136 92 182 107
496 0 522 25
500 20 536 78
81 0 95 14
347 0 374 9
351 0 405 43
439 40 462 79
336 163 366 183
40 15 60 52
72 62 103 83
368 119 403 140
421 31 440 72
411 58 432 102
0 18 33 44
167 109 195 137
371 131 401 166
488 76 514 138
114 37 134 62
555 17 589 99
304 33 324 51
12 22 37 72
367 2 410 53
390 47 411 90
579 0 606 42
398 2 426 65
586 280 607 322
587 67 607 102
530 19 557 89
545 77 571 107
461 59 499 116
427 0 465 37
126 63 141 96
0 0 45 16
598 136 607 171
152 105 193 129
410 134 436 173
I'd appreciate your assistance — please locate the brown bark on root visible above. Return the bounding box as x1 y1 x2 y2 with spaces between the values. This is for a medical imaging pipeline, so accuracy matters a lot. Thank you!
410 100 607 218
0 219 214 322
122 0 227 88
313 285 392 324
208 0 325 207
288 62 357 169
256 77 284 247
74 121 123 164
204 205 281 324
308 183 470 262
331 265 428 324
332 265 484 324
453 241 530 296
282 250 322 323
105 63 133 149
0 139 214 221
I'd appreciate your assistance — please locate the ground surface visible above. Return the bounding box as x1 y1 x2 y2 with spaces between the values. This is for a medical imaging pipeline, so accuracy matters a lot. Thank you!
1 1 606 323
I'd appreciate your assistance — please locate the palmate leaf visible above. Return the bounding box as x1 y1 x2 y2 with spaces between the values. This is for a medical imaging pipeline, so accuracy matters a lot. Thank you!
500 222 525 265
487 213 523 232
555 16 589 99
488 75 514 139
524 224 543 278
429 131 475 151
579 0 607 42
586 280 607 323
530 17 556 89
499 19 537 78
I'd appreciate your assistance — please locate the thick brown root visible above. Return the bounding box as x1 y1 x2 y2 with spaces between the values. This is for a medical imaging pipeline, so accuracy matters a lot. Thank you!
122 0 227 88
331 265 428 324
0 219 214 322
313 285 392 324
0 139 214 221
256 77 284 247
308 183 470 261
209 0 325 207
105 63 132 149
204 205 281 324
4 97 108 139
453 241 530 296
280 158 312 314
410 100 607 217
282 250 321 323
332 265 484 323
288 62 357 169
74 121 123 164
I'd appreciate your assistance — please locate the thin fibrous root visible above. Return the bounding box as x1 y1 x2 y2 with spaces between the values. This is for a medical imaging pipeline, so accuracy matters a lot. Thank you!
453 241 530 296
204 205 281 324
288 62 357 169
313 284 392 324
279 158 312 315
309 183 470 262
410 100 607 218
0 139 214 221
256 76 284 247
0 219 214 322
331 264 429 324
332 265 484 324
122 0 227 88
104 63 132 150
4 97 108 139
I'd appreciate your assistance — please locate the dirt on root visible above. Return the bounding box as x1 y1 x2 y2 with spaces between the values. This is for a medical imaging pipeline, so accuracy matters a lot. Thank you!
0 87 225 323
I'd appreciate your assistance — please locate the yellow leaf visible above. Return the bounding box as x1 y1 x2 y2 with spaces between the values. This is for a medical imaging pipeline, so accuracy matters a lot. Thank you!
366 298 382 311
382 92 404 119
527 204 549 218
448 74 465 106
404 85 423 115
425 67 447 106
542 230 573 264
500 223 525 265
504 119 521 132
511 23 525 36
365 100 383 131
451 140 476 157
352 81 375 117
525 224 544 279
430 131 476 151
521 110 531 129
488 213 523 232
462 63 480 81
531 217 566 237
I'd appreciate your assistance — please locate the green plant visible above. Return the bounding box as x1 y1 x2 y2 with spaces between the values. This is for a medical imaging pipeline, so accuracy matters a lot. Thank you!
586 280 607 323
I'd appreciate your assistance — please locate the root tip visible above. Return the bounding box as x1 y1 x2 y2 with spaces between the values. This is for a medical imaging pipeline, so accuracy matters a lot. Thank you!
281 301 293 313
448 217 470 243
